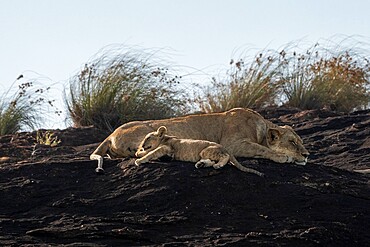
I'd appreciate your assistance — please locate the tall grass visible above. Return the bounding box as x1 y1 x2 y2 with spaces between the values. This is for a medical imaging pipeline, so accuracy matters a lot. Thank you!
65 46 189 131
0 76 58 135
196 50 282 113
279 38 370 112
197 36 370 113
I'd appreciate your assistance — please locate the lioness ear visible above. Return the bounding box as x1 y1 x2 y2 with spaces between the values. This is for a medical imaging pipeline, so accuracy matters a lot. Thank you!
267 128 281 144
157 126 167 137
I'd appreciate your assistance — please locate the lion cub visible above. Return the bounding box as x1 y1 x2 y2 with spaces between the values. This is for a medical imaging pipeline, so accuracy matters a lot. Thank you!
135 126 264 177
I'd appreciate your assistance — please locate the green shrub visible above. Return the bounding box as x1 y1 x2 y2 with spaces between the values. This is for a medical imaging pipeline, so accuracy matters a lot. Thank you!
65 46 189 131
196 50 282 113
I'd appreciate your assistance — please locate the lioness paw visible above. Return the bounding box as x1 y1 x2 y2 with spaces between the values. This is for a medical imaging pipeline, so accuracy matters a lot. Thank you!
273 154 293 164
286 156 294 163
95 167 105 174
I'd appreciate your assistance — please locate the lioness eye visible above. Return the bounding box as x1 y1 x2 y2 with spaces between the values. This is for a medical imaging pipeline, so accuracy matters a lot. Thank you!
290 140 297 146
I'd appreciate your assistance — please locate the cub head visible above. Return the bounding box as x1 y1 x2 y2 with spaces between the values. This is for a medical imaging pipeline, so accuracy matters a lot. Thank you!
267 125 310 165
135 126 167 157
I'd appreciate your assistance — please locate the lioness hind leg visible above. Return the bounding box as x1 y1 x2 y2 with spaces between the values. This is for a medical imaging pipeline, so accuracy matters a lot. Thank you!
90 139 111 174
195 159 215 168
90 154 105 174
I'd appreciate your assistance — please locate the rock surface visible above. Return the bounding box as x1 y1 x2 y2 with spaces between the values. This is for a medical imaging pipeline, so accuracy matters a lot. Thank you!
0 108 369 246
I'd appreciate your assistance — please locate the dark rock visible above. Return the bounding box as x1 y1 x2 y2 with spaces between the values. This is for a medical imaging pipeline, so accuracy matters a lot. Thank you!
0 109 369 246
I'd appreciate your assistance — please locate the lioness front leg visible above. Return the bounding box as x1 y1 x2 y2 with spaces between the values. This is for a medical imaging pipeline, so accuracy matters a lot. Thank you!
135 146 172 166
224 140 293 164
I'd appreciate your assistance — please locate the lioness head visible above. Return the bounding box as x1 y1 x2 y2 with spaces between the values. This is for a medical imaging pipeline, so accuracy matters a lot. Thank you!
267 125 310 165
136 126 167 157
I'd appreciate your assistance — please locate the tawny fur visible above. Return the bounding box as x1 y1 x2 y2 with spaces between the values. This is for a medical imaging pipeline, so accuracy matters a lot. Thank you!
91 108 309 172
354 169 370 174
135 126 264 177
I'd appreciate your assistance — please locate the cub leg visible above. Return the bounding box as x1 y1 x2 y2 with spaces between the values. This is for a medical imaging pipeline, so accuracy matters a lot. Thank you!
199 146 229 170
135 145 172 166
212 153 229 169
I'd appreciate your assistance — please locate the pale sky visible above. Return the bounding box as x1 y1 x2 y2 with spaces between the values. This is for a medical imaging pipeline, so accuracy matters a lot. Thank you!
1 0 370 128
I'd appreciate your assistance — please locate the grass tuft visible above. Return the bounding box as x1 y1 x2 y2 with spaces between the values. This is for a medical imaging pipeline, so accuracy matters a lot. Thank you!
65 45 189 131
196 50 282 113
279 37 370 112
197 36 370 113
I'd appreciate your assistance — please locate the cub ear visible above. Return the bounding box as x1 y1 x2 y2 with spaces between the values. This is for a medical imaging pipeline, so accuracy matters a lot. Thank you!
157 126 167 137
267 128 281 144
282 125 294 131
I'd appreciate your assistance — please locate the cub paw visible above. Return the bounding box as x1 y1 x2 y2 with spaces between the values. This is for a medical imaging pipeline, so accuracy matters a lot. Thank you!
195 161 205 169
213 164 222 169
195 159 215 168
286 156 294 163
134 160 141 166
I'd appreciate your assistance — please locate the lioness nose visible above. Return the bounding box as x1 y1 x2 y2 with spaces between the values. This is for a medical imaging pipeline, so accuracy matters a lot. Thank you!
302 152 310 158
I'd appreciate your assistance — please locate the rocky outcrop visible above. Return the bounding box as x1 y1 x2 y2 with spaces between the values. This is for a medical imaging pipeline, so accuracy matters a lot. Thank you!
0 108 369 246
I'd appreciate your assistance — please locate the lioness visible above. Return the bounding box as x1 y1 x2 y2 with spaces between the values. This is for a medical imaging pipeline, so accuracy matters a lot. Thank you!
91 108 309 173
135 126 264 177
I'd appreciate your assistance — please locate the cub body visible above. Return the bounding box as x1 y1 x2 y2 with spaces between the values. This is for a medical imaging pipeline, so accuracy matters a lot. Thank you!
135 126 264 177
